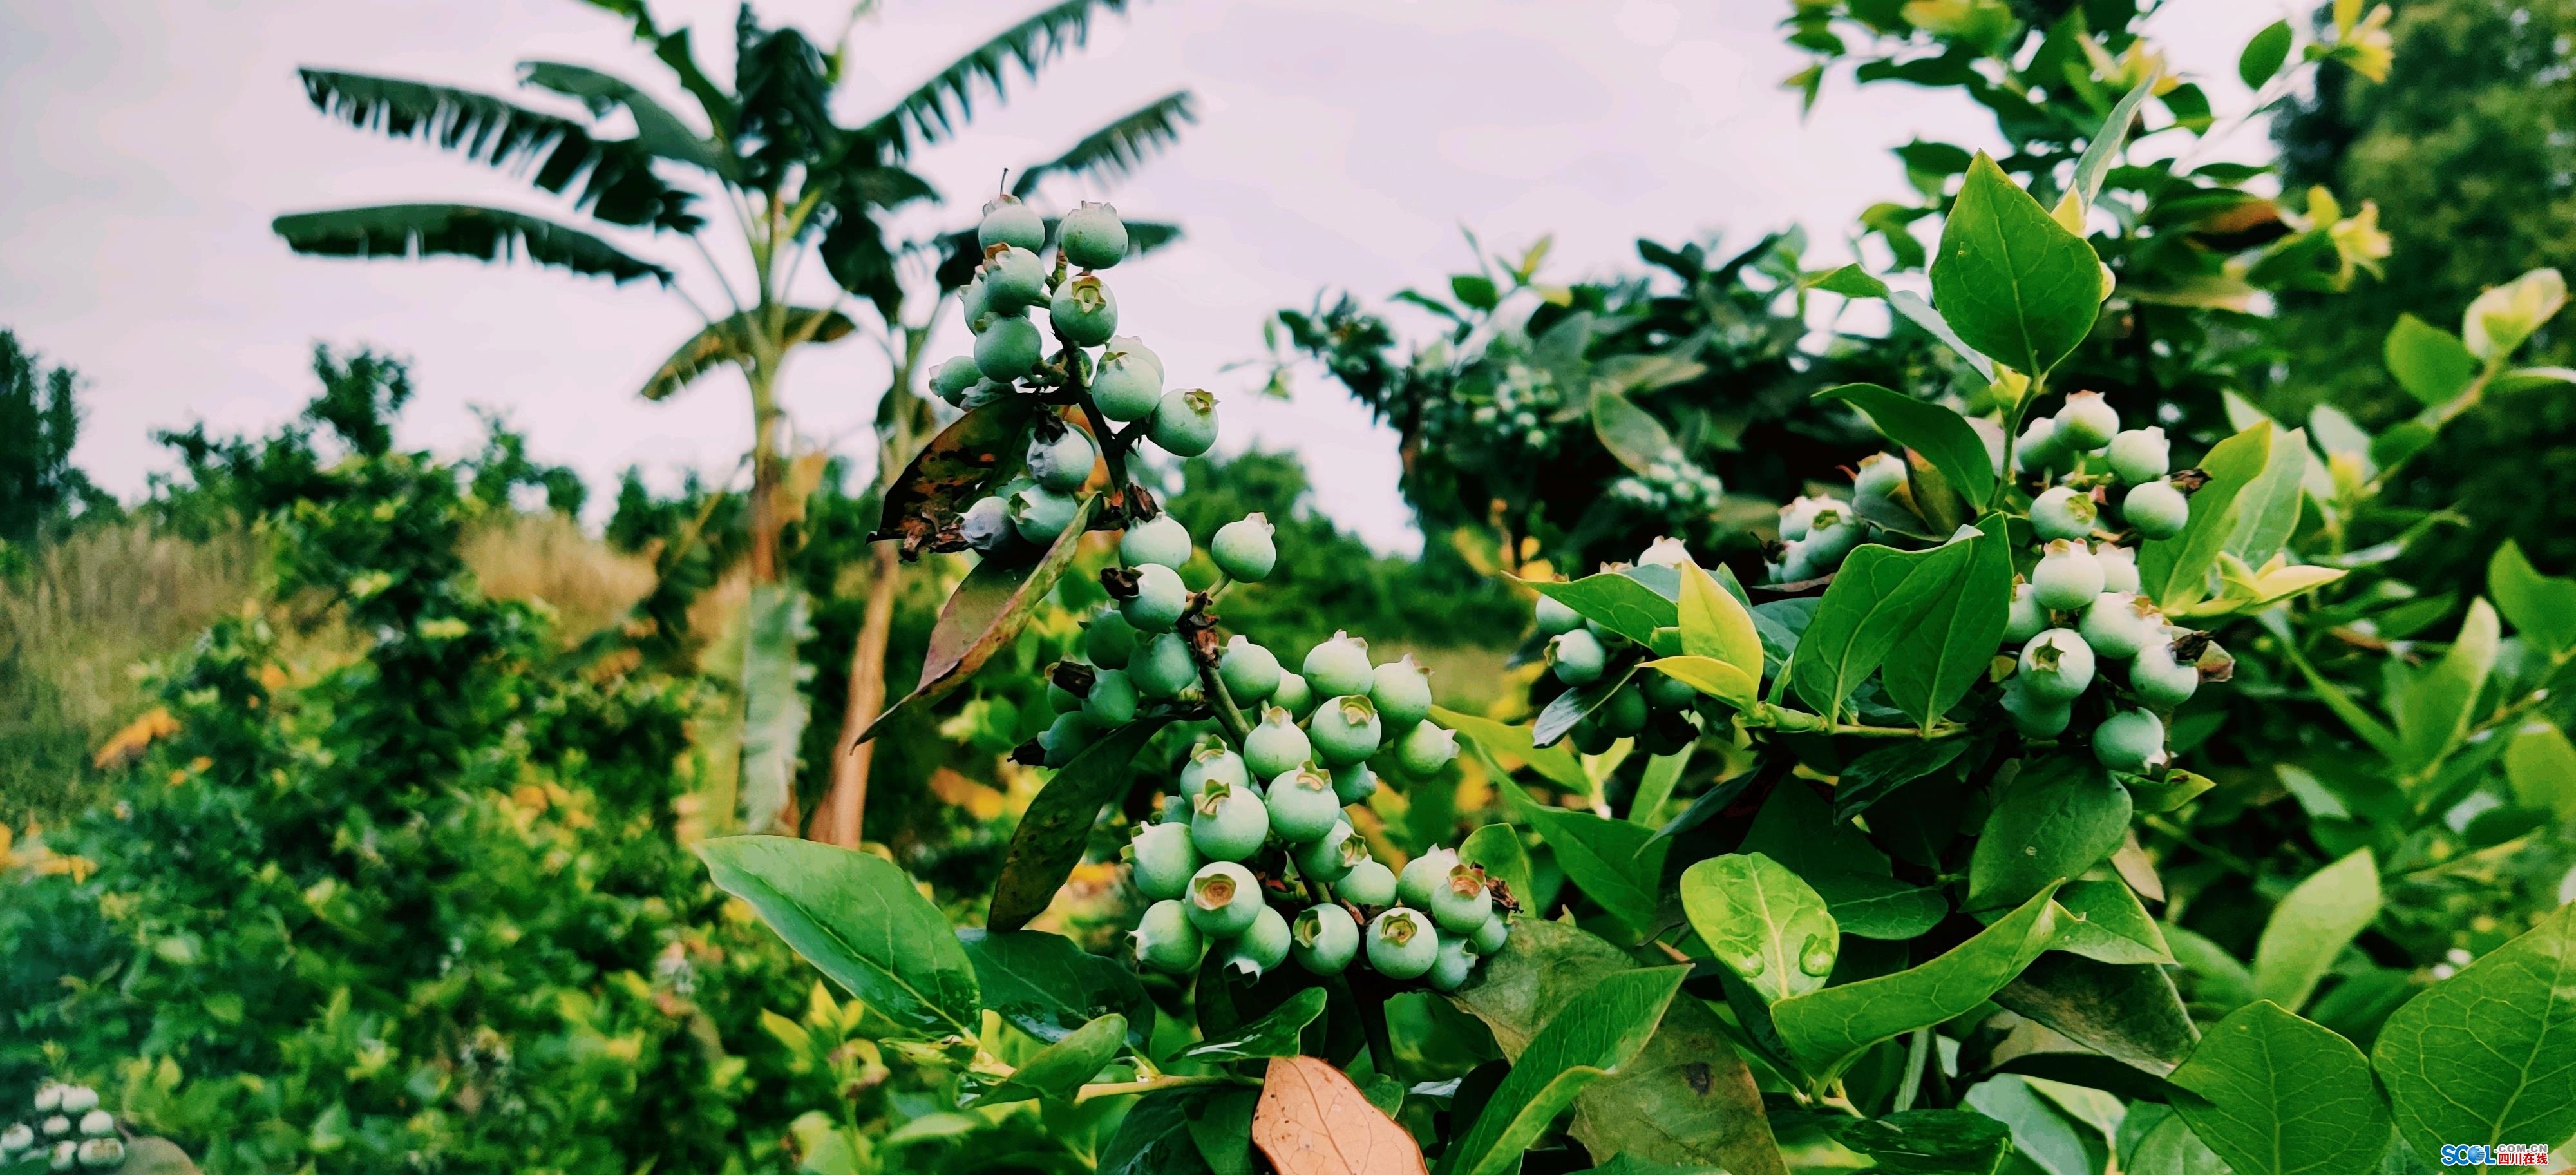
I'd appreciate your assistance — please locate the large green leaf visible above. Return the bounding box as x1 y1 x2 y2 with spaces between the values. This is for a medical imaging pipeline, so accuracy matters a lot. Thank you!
987 718 1170 932
698 836 981 1036
2373 901 2576 1160
2393 598 2499 774
860 0 1137 156
958 928 1155 1050
1966 758 2131 915
1682 854 1838 1005
273 204 672 285
1183 988 1326 1062
976 1013 1125 1104
1640 656 1757 709
1786 540 1981 721
1458 822 1535 909
1099 1088 1214 1175
2489 539 2576 658
1011 90 1197 196
2138 423 2271 612
1995 952 2201 1077
1435 705 1588 792
1451 918 1785 1175
2223 425 2311 569
2505 721 2576 820
1439 968 1687 1175
2383 313 2479 406
1882 525 2011 728
1504 779 1667 935
516 61 725 173
1832 737 1972 822
1772 884 2064 1080
739 584 811 836
1678 561 1765 680
862 492 1103 741
2054 878 2175 966
1520 571 1680 646
1929 153 2103 378
1815 383 1998 507
2123 1103 2230 1175
1808 870 1949 940
1593 388 1687 478
641 309 857 401
2251 849 2380 1011
1964 1075 2093 1175
2170 1001 2392 1175
294 68 699 231
1818 1110 2015 1174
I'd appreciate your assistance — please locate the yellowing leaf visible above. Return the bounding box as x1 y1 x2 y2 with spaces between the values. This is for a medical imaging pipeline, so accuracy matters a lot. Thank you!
1678 562 1763 679
1640 656 1757 708
1251 1055 1428 1175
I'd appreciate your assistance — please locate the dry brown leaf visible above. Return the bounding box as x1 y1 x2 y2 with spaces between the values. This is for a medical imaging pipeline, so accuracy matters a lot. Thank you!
1251 1055 1427 1175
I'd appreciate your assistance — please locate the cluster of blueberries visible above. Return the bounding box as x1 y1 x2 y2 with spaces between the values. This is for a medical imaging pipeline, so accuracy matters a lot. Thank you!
1540 539 1709 756
2 1083 124 1172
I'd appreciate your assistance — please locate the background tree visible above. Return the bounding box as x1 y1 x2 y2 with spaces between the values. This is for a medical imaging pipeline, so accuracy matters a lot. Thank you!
0 331 110 552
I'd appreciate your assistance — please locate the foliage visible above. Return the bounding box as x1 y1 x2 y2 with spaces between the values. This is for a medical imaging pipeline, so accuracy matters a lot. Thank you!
0 331 113 554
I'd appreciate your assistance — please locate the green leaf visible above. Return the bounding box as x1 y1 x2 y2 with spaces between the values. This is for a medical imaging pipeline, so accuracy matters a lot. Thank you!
1459 822 1535 907
1099 1088 1214 1175
987 718 1171 932
2139 422 2273 612
1815 383 1999 509
1964 1075 2094 1175
958 928 1155 1051
2505 721 2576 819
1681 854 1839 1005
1996 951 2201 1077
2123 1104 2230 1175
2489 540 2576 656
1011 90 1197 196
1439 968 1687 1175
1436 704 1589 792
1531 666 1640 749
864 492 1103 740
1967 758 2132 915
1787 540 1982 721
1184 988 1325 1062
1832 737 1971 822
1773 885 2064 1080
1678 561 1765 680
274 204 673 285
1810 264 1892 299
516 61 724 173
1504 779 1667 935
2239 19 2296 88
1818 1110 2014 1174
1187 1088 1258 1175
698 836 981 1037
641 309 857 401
113 1140 203 1175
1891 289 1995 380
2373 901 2576 1159
1807 870 1949 940
976 1013 1125 1103
1930 153 2104 378
1451 918 1785 1175
2053 879 2175 965
2383 313 2481 406
1520 571 1680 647
1639 656 1757 708
2171 1001 2392 1175
1452 273 1501 310
738 584 812 836
2251 849 2381 1011
2223 426 2311 569
1882 526 2011 728
1629 749 1690 827
2392 598 2499 774
859 0 1136 156
2071 73 2160 212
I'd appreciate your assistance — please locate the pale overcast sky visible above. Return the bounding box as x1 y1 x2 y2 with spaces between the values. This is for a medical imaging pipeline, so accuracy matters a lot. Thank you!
0 0 2291 551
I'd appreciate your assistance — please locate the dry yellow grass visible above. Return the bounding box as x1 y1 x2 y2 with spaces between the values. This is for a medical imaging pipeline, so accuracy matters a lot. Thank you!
462 512 658 642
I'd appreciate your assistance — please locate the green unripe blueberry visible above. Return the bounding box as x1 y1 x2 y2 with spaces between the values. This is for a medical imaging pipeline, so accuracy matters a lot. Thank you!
1425 936 1480 992
1396 846 1459 909
1119 514 1192 569
2123 479 2190 540
961 495 1014 553
1083 668 1138 726
1394 721 1458 778
1264 764 1344 843
1339 857 1398 906
931 355 983 403
1028 426 1097 493
975 313 1043 381
1085 608 1137 669
1332 761 1379 805
1040 711 1100 768
1470 913 1510 955
2032 539 2106 610
1222 904 1293 980
1271 671 1314 717
1049 274 1119 346
1771 541 1817 585
960 270 994 329
1058 200 1129 269
1569 716 1616 756
1129 633 1197 698
2030 486 2099 542
1853 451 1908 509
1535 593 1584 635
1370 655 1434 728
1293 821 1359 882
1245 705 1315 780
33 1085 64 1113
978 195 1046 253
77 1138 122 1169
1219 636 1282 702
1638 711 1698 756
1179 741 1251 801
1129 820 1200 901
2107 427 2170 484
1121 562 1189 631
1212 513 1278 582
2093 708 2167 773
1548 629 1607 685
1302 633 1376 699
1594 685 1649 736
1151 389 1220 457
2131 641 2200 707
1187 861 1264 937
981 245 1047 312
1293 904 1361 975
50 1140 74 1172
1366 908 1439 979
1804 502 1864 560
1191 779 1270 861
1009 486 1079 545
2005 580 2049 644
3 1124 32 1156
1048 676 1083 713
39 1118 67 1141
1093 347 1164 422
2097 543 2141 594
2053 390 2119 451
1107 334 1163 376
1133 898 1205 974
1642 669 1698 711
1309 694 1385 766
1427 863 1492 934
2000 675 2073 737
2019 628 2097 701
2016 417 2066 474
2078 592 2159 660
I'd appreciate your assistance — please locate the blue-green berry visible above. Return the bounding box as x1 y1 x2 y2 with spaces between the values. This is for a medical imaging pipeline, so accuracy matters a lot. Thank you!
1548 629 1607 685
1366 908 1439 979
1085 608 1137 669
2032 539 2105 610
1853 451 1908 513
2005 579 2049 644
1470 914 1510 955
978 195 1046 253
1129 820 1200 901
2031 486 2099 542
1426 862 1492 934
2130 641 2199 707
1244 705 1315 780
1191 779 1270 861
1339 858 1398 906
1106 334 1163 377
2097 544 2141 594
1642 669 1697 711
1151 389 1220 457
1219 636 1282 702
1803 504 1864 562
1425 936 1480 992
1309 694 1384 766
1009 486 1079 545
1332 761 1379 805
1271 671 1314 718
75 1111 109 1141
1186 861 1264 937
1179 741 1251 801
1293 904 1361 975
931 355 983 403
961 495 1014 553
1397 846 1459 909
1059 200 1129 269
1048 274 1118 346
1094 350 1162 424
1302 633 1376 698
2107 427 2170 484
1394 721 1458 778
2016 417 2066 474
1264 764 1343 843
1370 656 1434 728
1121 562 1189 631
1048 675 1083 713
1040 711 1098 767
2019 628 2096 701
2053 390 2119 451
1028 426 1096 492
1293 821 1360 882
2123 479 2190 540
1119 514 1193 569
1133 898 1204 973
1212 514 1278 582
1082 668 1138 726
2000 676 2072 738
975 313 1043 381
2092 709 2167 773
2078 592 2159 660
981 245 1047 312
1535 594 1584 636
1593 685 1649 736
1129 633 1197 698
1222 904 1293 980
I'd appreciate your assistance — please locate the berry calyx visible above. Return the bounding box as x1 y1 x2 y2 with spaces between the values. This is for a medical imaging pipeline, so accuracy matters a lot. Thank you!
1186 861 1264 937
1427 863 1493 933
1049 274 1119 347
1179 741 1251 800
1309 694 1385 766
2019 628 2097 701
1366 908 1440 979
